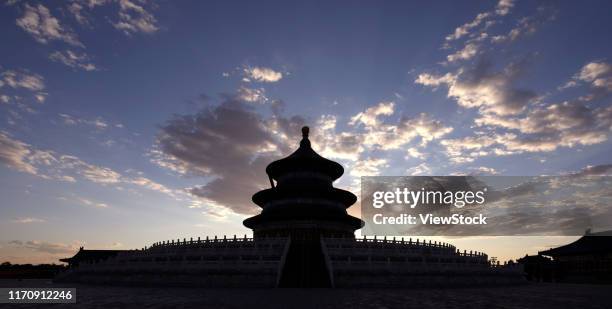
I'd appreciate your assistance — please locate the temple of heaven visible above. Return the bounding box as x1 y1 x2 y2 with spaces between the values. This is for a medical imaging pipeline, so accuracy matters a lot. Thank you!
56 127 523 287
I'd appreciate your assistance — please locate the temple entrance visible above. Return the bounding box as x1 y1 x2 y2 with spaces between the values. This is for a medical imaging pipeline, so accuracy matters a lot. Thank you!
278 235 332 288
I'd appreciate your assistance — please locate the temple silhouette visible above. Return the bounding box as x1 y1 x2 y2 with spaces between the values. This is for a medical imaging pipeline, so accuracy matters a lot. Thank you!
57 127 521 287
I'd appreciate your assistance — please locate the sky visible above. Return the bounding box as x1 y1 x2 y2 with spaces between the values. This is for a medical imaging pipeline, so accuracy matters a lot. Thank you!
1 0 611 264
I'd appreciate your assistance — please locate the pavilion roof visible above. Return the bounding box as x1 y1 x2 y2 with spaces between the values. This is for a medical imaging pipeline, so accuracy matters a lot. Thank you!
539 230 612 257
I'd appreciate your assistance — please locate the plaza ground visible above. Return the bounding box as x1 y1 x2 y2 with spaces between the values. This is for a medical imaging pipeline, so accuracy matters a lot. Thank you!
1 279 611 308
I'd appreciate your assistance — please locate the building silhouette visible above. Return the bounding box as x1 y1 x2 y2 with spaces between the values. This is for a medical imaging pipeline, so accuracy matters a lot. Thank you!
57 127 521 287
538 229 612 283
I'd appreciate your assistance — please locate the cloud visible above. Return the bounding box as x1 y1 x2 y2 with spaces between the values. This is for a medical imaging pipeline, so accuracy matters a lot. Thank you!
406 147 426 160
491 12 552 44
67 2 88 25
407 162 431 176
446 43 480 62
578 62 611 84
440 101 612 162
127 176 176 197
416 60 537 116
569 164 612 177
68 0 111 25
475 102 612 151
152 92 452 214
49 50 98 71
350 102 453 150
446 12 491 42
349 101 395 127
12 217 45 224
113 0 158 35
1 69 45 92
16 4 83 47
62 0 159 36
440 135 497 163
473 166 499 175
350 158 388 177
66 0 109 25
58 114 110 130
0 131 38 174
476 101 603 134
155 98 297 214
243 66 283 83
444 0 515 43
58 155 122 184
416 3 606 165
5 0 23 6
236 86 268 103
496 0 514 16
313 115 364 161
75 196 109 208
0 132 187 199
569 61 612 92
8 240 80 255
1 69 48 124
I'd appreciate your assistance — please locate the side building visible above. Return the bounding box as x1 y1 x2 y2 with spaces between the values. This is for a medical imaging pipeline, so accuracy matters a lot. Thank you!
539 229 612 284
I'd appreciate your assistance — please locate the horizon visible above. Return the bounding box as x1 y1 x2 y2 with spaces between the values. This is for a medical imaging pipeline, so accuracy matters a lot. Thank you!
1 0 612 265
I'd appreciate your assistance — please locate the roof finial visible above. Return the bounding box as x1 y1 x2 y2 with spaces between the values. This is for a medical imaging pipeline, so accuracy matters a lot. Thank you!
302 126 309 138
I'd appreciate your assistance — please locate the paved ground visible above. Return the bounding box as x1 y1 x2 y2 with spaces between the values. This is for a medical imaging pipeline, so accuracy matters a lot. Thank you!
1 279 611 308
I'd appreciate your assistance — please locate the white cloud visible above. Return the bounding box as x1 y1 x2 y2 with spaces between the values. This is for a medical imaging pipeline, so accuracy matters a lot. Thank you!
76 196 109 208
349 101 394 127
416 61 537 116
414 72 455 88
236 86 268 103
67 2 87 25
447 43 480 62
441 102 612 161
474 166 499 175
569 61 612 92
1 131 196 210
446 12 491 42
444 0 515 44
49 50 98 71
490 14 547 44
496 0 514 16
59 155 122 184
8 240 82 255
66 0 109 25
441 135 497 163
407 163 431 176
5 0 23 6
350 158 388 177
578 62 611 82
113 0 159 35
350 102 453 150
0 69 48 106
1 70 45 92
313 115 364 161
59 114 110 130
16 4 83 47
12 217 46 224
0 131 38 174
128 176 176 197
406 147 426 160
243 66 283 83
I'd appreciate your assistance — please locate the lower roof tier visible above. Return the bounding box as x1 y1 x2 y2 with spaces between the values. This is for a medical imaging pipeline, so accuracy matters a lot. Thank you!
252 187 357 208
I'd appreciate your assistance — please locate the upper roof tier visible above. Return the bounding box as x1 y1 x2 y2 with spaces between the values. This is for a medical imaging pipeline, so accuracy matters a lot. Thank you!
266 126 344 181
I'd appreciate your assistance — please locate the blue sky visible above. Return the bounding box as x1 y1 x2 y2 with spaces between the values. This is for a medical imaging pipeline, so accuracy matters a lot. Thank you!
1 0 611 263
